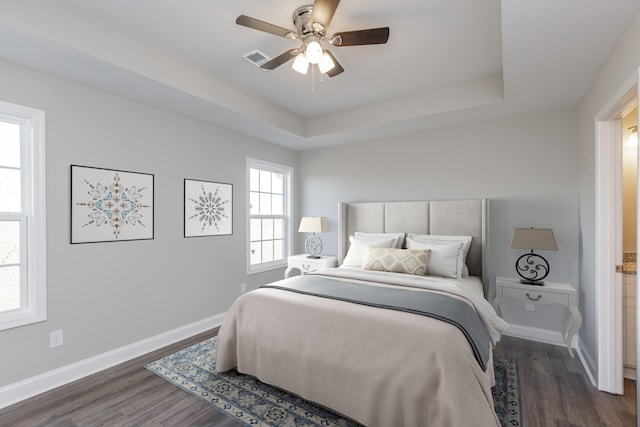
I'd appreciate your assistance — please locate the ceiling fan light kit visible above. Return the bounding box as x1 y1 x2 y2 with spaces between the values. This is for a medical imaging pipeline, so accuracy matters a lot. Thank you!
236 0 389 80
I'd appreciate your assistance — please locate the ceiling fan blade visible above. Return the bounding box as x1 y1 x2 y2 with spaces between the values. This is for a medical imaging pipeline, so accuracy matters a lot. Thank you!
310 0 341 33
331 27 390 46
236 15 296 39
260 49 298 70
324 50 344 77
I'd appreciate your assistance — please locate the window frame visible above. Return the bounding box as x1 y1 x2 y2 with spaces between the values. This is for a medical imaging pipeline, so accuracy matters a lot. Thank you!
247 158 293 275
0 100 46 331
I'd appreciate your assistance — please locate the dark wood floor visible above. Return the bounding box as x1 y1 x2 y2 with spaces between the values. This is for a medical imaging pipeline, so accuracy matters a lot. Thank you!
0 331 636 426
493 336 636 427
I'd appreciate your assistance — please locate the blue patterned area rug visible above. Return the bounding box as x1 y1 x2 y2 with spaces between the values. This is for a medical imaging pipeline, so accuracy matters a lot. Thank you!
145 337 522 427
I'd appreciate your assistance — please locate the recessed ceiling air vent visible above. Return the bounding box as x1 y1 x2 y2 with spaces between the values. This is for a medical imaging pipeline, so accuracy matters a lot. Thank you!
242 50 271 67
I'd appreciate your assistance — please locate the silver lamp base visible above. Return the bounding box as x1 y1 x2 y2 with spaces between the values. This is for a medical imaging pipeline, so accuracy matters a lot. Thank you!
305 234 323 259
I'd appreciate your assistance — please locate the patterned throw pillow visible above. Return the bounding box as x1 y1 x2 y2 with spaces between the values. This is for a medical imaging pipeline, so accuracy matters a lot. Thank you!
363 246 431 276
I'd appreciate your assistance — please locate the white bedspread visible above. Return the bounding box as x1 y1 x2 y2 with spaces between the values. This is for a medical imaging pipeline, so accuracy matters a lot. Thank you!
216 268 507 426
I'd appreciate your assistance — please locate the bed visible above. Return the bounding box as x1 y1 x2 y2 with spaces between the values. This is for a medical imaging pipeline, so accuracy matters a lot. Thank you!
216 199 508 426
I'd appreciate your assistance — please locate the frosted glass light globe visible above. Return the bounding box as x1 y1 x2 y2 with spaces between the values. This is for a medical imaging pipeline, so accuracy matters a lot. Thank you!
318 52 335 74
305 41 323 64
292 53 309 74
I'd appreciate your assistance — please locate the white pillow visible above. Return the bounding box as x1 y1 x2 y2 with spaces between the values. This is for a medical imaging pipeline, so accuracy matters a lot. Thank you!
342 236 396 267
354 232 405 249
407 234 473 277
406 238 464 278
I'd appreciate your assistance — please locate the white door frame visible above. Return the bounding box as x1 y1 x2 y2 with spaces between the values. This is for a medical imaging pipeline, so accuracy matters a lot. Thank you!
595 71 639 395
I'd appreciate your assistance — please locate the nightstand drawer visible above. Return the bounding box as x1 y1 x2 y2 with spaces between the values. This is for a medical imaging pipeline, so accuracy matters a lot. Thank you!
294 260 321 272
502 287 569 305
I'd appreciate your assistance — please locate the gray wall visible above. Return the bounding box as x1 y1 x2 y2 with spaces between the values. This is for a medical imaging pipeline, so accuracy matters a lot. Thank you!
0 59 296 387
299 110 580 332
578 13 640 380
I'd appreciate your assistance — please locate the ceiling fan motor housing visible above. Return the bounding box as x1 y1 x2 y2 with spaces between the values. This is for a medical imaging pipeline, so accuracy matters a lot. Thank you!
293 5 317 37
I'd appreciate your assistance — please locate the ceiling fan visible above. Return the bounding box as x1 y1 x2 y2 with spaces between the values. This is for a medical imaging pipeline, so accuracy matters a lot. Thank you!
236 0 390 78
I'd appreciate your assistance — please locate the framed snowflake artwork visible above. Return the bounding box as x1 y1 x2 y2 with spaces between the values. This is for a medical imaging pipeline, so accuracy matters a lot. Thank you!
184 179 233 237
70 165 154 244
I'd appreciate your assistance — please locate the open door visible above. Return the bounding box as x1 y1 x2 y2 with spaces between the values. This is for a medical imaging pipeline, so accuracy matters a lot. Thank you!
595 70 639 400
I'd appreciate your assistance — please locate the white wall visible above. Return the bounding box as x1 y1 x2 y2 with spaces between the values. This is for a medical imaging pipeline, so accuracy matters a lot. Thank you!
299 110 579 332
0 58 297 388
578 13 640 379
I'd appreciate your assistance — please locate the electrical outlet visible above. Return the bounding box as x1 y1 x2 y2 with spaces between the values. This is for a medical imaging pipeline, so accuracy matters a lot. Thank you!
525 303 535 312
240 283 247 294
50 330 63 348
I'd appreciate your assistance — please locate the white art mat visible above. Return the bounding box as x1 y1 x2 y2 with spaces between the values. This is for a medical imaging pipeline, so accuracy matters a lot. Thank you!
184 179 232 237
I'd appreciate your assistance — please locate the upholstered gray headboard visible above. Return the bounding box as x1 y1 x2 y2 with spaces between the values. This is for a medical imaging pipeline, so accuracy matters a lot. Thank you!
338 199 489 297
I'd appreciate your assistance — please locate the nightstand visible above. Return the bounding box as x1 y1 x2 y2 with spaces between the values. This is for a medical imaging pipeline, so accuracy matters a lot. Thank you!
493 276 582 357
284 254 338 278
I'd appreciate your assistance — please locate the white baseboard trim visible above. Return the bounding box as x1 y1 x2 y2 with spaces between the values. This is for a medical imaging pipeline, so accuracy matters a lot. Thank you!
0 312 226 410
576 341 597 387
624 366 636 380
503 322 597 386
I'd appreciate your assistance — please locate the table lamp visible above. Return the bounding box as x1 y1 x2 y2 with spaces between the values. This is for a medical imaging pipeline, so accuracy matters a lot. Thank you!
298 216 328 259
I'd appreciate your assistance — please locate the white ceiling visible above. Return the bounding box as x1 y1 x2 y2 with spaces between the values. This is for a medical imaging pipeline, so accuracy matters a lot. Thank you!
0 0 638 150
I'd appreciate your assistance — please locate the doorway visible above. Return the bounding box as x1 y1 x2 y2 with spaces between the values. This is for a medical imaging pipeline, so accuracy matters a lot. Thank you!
595 76 638 397
622 106 639 382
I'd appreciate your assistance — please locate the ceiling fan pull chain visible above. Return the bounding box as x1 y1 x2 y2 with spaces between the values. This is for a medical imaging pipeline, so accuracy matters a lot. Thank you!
311 64 316 93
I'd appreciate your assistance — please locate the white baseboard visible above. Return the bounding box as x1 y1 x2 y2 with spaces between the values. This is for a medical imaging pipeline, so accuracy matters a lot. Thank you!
0 312 226 410
624 366 636 380
503 322 597 386
577 343 597 387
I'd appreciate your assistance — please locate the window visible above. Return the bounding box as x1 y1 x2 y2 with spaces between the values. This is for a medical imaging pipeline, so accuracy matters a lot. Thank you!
248 158 292 273
0 100 46 330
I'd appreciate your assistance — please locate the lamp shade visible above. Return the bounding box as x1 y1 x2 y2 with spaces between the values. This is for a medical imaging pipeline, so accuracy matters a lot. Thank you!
298 216 328 233
510 227 558 251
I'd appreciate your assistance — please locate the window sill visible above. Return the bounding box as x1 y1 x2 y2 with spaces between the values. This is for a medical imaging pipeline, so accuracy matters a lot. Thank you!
248 261 287 275
0 309 46 331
